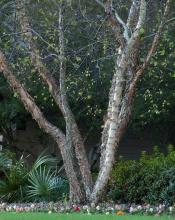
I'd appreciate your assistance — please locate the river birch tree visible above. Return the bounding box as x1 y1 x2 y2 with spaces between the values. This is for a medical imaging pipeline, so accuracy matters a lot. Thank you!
0 0 173 203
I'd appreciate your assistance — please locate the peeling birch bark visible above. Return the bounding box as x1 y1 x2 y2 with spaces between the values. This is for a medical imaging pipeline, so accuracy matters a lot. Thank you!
91 0 172 204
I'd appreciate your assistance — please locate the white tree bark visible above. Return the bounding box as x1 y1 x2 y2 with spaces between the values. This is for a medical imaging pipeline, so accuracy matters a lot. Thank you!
90 0 172 204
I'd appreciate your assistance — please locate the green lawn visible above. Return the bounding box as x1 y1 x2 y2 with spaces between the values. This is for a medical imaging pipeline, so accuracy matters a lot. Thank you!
0 213 173 220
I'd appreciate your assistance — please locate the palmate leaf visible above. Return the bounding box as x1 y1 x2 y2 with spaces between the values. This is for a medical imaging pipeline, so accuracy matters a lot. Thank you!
26 153 68 201
27 166 60 199
30 153 58 171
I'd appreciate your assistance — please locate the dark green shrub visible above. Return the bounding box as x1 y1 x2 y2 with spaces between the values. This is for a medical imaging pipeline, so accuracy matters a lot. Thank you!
109 145 175 205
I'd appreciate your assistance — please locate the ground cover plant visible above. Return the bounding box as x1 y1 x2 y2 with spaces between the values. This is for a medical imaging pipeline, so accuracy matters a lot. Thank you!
0 213 174 220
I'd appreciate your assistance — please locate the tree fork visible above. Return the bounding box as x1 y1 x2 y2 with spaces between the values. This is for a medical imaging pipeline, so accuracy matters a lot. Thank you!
16 0 93 199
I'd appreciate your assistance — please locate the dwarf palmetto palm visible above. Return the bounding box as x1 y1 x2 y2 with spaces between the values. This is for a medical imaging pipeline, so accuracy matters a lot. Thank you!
0 152 68 202
27 165 68 201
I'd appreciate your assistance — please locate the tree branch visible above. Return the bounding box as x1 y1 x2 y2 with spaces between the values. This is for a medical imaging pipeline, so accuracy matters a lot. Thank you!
16 0 62 108
0 50 84 202
127 0 140 31
114 10 129 41
135 0 146 30
94 0 128 44
95 0 129 35
59 4 73 158
136 0 173 78
95 0 129 40
0 51 65 146
94 0 104 8
16 0 93 198
59 3 93 198
123 0 173 110
127 0 146 49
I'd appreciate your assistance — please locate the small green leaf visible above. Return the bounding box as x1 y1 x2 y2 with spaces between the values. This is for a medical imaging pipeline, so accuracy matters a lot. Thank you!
13 92 18 98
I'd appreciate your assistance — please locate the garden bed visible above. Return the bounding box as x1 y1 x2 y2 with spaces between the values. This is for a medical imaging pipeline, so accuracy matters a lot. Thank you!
0 203 175 216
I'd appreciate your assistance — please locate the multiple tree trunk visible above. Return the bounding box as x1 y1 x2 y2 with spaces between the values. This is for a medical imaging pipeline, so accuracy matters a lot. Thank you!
0 0 173 204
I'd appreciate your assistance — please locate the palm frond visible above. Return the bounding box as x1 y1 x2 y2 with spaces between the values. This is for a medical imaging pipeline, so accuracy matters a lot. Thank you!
27 166 56 199
0 153 12 170
30 153 58 172
27 165 68 201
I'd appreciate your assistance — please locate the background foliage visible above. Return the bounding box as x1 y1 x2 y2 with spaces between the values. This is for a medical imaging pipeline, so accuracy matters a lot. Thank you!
109 146 175 205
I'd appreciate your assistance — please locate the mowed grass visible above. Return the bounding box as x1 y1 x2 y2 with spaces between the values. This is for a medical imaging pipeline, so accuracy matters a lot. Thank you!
0 213 173 220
